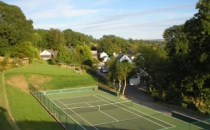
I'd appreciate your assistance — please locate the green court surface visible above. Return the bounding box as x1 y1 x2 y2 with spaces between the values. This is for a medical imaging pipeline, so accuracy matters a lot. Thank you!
30 86 204 130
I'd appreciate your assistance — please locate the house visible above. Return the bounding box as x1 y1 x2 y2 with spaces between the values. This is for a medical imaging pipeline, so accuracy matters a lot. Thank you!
40 50 53 60
115 53 133 64
91 50 97 59
129 75 140 85
99 52 109 62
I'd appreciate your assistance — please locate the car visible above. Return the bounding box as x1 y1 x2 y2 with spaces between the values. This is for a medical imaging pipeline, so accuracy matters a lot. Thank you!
100 66 108 73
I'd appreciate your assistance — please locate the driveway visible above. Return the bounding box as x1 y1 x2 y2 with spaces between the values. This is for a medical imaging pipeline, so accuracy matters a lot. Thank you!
124 83 172 115
124 82 207 120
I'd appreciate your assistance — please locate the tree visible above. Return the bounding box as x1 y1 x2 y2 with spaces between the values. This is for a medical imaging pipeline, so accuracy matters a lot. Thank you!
0 1 34 55
183 0 210 106
35 29 49 49
135 44 168 100
12 42 40 63
163 25 189 57
107 60 134 95
56 45 70 63
161 0 210 108
74 44 93 66
119 61 134 95
31 32 41 48
47 29 65 50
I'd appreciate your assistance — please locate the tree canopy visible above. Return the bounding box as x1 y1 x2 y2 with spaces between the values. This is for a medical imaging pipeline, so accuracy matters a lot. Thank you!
0 1 34 55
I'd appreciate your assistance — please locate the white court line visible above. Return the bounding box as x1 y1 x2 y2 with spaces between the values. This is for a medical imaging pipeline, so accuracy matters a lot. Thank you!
57 99 99 130
157 126 176 130
51 95 97 101
95 95 171 129
64 100 104 107
94 95 142 117
98 92 176 127
42 86 97 95
50 99 87 130
85 102 118 122
94 116 141 126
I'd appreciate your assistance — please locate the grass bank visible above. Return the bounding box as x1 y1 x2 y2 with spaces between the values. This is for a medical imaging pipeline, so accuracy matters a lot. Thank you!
4 61 98 130
0 72 14 130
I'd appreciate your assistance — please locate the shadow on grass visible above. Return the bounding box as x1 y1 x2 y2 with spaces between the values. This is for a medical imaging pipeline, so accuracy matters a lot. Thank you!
15 120 131 130
0 107 14 130
1 106 128 130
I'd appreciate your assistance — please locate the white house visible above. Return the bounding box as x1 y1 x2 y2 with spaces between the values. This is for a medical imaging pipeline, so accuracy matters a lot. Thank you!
40 50 52 60
129 75 140 85
115 53 133 64
99 52 109 62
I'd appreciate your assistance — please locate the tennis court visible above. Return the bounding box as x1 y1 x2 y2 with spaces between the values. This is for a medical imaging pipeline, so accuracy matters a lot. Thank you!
29 86 204 130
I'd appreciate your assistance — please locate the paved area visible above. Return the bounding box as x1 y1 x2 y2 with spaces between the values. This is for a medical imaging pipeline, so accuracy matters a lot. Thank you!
124 82 208 121
124 83 172 115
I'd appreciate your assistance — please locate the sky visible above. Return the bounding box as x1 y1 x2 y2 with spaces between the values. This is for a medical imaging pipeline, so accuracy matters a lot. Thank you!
4 0 198 40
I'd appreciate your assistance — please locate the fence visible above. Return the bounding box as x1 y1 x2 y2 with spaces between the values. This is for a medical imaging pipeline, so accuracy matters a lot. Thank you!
29 84 85 130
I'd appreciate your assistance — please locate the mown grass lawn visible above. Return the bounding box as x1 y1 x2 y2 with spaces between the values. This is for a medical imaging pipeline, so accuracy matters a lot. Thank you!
4 61 98 130
0 73 14 130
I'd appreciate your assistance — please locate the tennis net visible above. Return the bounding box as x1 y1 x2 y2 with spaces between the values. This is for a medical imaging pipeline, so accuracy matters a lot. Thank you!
63 100 133 114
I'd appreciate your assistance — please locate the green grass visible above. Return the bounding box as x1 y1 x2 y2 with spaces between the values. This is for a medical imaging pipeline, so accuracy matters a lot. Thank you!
0 73 14 130
3 61 98 130
6 84 62 130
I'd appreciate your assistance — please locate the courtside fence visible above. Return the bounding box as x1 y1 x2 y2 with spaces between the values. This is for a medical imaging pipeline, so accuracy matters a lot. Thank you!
29 83 87 130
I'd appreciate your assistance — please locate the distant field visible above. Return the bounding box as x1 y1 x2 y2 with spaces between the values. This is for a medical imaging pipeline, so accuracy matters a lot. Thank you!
3 61 98 130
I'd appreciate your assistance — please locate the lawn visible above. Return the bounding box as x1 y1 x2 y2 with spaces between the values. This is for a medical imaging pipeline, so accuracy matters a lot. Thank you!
3 61 98 130
0 73 14 130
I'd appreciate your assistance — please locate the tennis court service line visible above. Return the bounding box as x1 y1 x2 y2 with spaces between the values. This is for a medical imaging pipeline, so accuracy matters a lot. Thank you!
94 95 140 117
95 95 172 129
57 99 99 130
94 116 142 126
62 100 103 107
85 102 119 122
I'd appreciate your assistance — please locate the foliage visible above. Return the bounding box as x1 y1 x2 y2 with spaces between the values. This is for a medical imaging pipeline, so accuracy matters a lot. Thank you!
63 29 95 47
161 0 210 110
47 28 65 50
0 1 34 55
35 29 49 49
12 42 40 63
56 45 71 63
98 35 129 56
107 59 134 95
75 44 93 66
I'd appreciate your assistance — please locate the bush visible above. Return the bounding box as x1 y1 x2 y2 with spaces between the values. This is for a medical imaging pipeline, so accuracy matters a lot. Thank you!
187 102 198 111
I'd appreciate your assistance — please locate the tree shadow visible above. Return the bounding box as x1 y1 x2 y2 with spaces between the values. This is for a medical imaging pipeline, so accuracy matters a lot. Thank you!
0 107 14 130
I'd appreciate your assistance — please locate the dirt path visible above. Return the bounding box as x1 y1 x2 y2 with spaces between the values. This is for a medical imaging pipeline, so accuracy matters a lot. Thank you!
1 72 20 130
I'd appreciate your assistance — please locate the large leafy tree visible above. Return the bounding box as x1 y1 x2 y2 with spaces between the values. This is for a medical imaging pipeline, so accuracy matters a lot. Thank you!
47 28 65 50
183 0 210 106
136 44 168 99
12 42 40 63
107 59 134 95
0 1 34 55
75 44 93 66
162 0 210 107
35 29 49 49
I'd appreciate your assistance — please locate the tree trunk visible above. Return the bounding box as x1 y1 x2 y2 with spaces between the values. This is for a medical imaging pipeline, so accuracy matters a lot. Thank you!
118 80 122 92
122 80 127 95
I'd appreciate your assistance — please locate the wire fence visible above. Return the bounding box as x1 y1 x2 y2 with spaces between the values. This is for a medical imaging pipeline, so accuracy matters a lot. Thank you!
29 83 86 130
